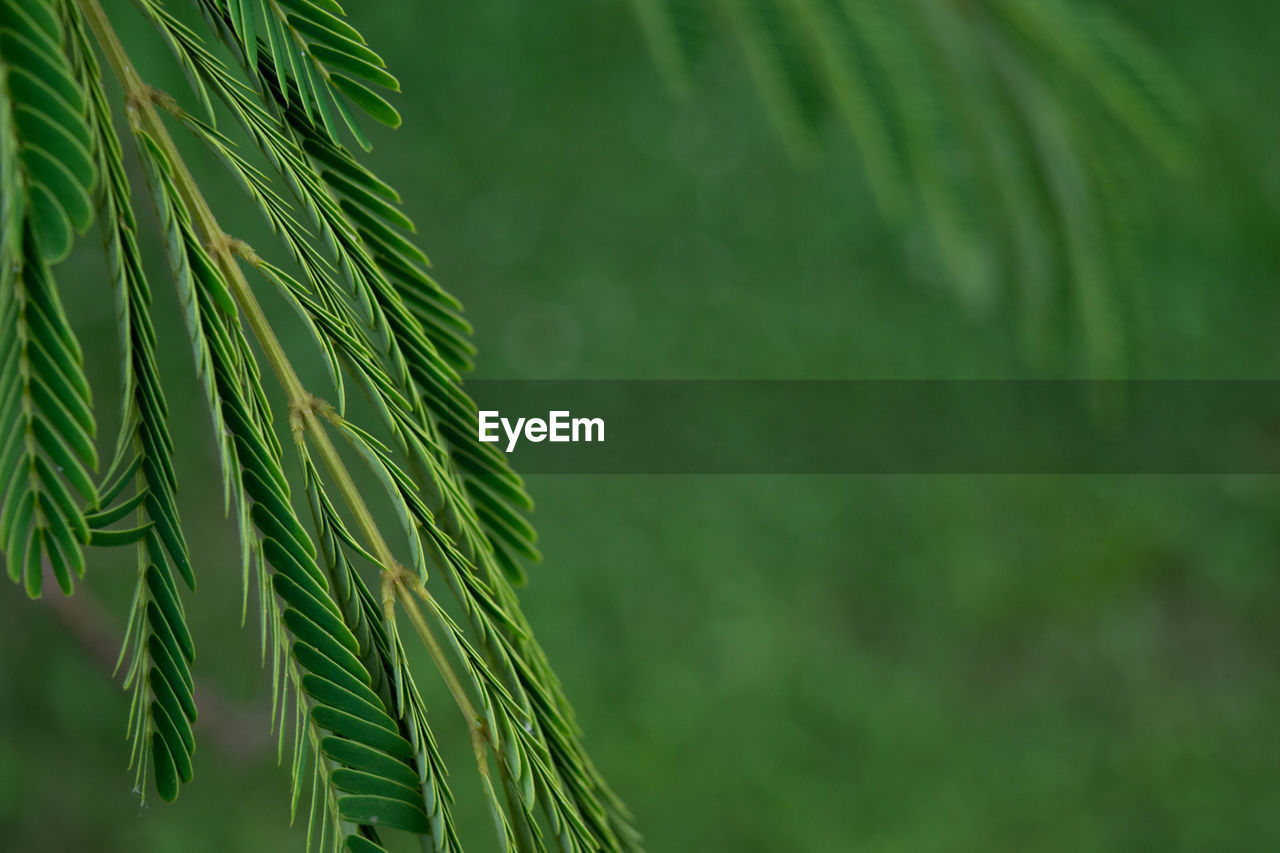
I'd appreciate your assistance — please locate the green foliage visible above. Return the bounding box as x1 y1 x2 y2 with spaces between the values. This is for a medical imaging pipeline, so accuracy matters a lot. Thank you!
1 0 636 850
630 0 1193 376
0 0 98 599
223 0 403 148
3 0 1190 847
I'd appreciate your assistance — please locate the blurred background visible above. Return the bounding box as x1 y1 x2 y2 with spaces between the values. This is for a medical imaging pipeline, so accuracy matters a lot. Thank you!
4 0 1280 850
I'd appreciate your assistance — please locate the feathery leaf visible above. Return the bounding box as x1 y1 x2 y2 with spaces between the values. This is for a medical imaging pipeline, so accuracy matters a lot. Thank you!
0 0 97 599
632 0 1193 375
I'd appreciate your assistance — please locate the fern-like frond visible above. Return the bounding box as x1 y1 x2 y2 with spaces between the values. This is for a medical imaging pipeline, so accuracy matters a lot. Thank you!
325 412 639 851
0 230 96 597
137 128 440 851
631 0 1193 375
3 0 638 849
63 5 199 802
302 450 462 852
142 0 542 587
0 0 97 598
0 0 95 260
133 7 610 846
209 0 401 149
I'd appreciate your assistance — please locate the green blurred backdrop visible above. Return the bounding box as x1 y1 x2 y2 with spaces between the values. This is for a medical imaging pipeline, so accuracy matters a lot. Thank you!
4 0 1280 850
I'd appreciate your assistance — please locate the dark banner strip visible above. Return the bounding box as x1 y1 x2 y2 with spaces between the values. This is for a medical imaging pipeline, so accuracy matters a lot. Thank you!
463 381 1280 474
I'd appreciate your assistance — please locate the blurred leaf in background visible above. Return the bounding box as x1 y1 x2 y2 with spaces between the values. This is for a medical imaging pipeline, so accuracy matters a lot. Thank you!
630 0 1195 378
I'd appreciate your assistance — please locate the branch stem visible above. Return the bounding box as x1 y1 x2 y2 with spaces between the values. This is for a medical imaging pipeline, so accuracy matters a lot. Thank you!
396 579 490 754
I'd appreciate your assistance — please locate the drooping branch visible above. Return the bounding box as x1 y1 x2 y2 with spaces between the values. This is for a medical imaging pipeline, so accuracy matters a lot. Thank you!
75 2 537 847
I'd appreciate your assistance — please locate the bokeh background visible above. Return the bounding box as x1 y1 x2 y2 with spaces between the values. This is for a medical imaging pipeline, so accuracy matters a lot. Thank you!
4 0 1280 850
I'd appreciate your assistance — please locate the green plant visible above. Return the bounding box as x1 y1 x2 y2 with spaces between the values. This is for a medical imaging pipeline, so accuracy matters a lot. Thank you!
0 0 637 850
630 0 1192 377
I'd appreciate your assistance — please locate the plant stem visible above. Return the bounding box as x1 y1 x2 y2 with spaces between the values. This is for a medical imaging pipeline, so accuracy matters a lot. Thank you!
298 399 400 571
396 581 490 756
76 0 307 403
